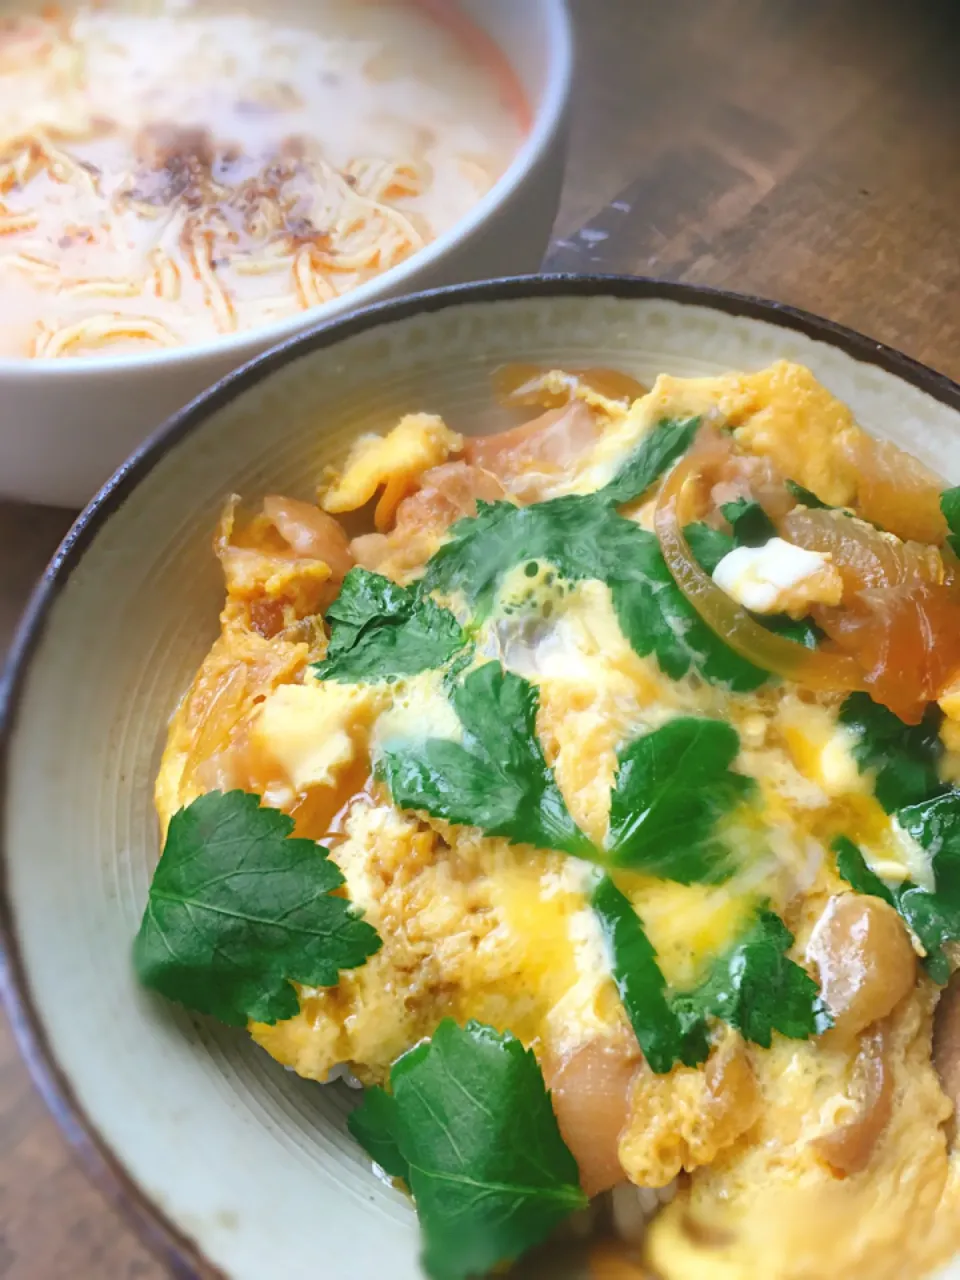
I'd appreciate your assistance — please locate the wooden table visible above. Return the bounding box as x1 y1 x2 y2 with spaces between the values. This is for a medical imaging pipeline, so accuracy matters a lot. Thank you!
2 0 960 1273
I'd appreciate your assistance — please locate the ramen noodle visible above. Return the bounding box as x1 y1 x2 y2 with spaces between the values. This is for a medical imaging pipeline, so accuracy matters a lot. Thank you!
0 0 526 358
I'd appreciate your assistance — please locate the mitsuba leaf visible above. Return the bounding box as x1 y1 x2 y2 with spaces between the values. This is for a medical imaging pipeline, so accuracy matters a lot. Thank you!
423 497 768 691
786 479 832 510
348 1086 409 1182
941 486 960 558
380 663 593 858
673 911 832 1046
314 568 465 683
597 416 701 506
593 878 828 1072
683 522 734 574
422 496 631 615
133 791 381 1026
834 798 960 986
372 1019 587 1280
591 875 709 1072
721 497 778 547
760 612 823 650
607 718 754 883
839 693 944 812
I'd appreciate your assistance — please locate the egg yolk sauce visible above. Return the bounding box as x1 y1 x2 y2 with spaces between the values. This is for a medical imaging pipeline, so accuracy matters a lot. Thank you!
143 360 960 1280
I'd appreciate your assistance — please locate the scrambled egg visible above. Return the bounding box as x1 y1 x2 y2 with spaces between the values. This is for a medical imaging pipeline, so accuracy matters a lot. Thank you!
156 361 960 1280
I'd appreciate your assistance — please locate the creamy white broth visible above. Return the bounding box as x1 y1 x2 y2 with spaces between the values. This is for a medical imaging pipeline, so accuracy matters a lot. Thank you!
0 0 525 357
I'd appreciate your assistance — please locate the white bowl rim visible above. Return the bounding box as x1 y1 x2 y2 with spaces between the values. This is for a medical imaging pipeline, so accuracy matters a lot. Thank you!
0 0 573 379
3 272 960 1277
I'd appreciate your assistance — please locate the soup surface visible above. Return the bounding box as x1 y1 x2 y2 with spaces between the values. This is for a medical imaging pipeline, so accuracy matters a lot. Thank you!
0 0 524 357
139 360 960 1278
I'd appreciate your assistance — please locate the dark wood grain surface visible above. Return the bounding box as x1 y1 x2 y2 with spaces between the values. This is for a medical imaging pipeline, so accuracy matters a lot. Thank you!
1 0 959 1273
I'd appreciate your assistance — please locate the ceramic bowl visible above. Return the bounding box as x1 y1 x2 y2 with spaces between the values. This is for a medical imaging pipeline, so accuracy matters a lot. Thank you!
0 0 572 508
3 277 960 1280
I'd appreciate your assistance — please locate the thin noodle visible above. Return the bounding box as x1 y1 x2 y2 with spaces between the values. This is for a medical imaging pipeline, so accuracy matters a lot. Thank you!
34 312 181 356
187 226 236 333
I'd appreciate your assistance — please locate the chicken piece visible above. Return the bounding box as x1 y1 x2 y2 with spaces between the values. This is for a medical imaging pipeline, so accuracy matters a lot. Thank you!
320 413 464 530
216 494 351 636
350 459 506 582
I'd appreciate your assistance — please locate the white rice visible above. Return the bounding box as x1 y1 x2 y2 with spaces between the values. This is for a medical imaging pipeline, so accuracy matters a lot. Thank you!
610 1178 678 1244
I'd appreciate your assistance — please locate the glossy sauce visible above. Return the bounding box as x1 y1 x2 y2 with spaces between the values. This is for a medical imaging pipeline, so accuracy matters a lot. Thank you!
0 0 525 357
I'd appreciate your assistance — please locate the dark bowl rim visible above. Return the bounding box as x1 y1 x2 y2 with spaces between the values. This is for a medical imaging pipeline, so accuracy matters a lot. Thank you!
2 272 960 1279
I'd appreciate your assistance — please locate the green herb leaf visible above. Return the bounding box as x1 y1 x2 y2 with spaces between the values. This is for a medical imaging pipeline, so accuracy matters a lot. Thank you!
380 663 593 858
759 613 823 650
347 1086 409 1181
839 693 944 812
721 497 778 546
683 522 734 574
313 568 465 683
384 1019 587 1280
133 791 381 1026
591 875 709 1072
607 718 754 883
674 911 832 1046
786 479 832 510
423 496 629 615
424 497 768 691
833 805 960 986
593 878 828 1071
597 416 701 506
609 559 768 691
894 793 960 983
832 836 896 906
941 486 960 558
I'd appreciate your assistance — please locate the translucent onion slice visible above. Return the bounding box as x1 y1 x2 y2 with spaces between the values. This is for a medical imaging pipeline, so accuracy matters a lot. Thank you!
654 450 865 692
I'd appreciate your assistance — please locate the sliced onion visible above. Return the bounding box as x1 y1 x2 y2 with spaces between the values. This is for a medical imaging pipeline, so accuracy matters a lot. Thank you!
654 450 865 692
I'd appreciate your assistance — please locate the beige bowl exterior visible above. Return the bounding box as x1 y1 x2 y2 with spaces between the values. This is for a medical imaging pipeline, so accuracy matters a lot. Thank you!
0 0 572 508
3 279 960 1279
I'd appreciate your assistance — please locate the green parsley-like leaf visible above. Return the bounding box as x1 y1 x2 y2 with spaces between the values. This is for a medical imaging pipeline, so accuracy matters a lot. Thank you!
674 911 832 1046
839 693 944 812
833 810 960 986
381 1019 587 1280
607 718 754 883
424 498 768 691
591 875 709 1072
683 522 734 574
786 479 832 509
380 663 593 858
833 836 896 905
347 1086 409 1181
423 496 628 615
597 416 701 506
760 612 823 650
313 568 464 683
941 486 960 558
721 497 778 546
133 791 381 1026
593 879 828 1071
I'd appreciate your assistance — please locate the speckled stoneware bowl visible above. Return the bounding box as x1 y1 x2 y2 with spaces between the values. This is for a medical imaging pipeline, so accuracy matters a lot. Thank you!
3 277 960 1280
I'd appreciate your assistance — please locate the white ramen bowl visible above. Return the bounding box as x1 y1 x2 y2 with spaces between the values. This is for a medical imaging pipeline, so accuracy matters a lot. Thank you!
0 0 572 508
4 277 960 1280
